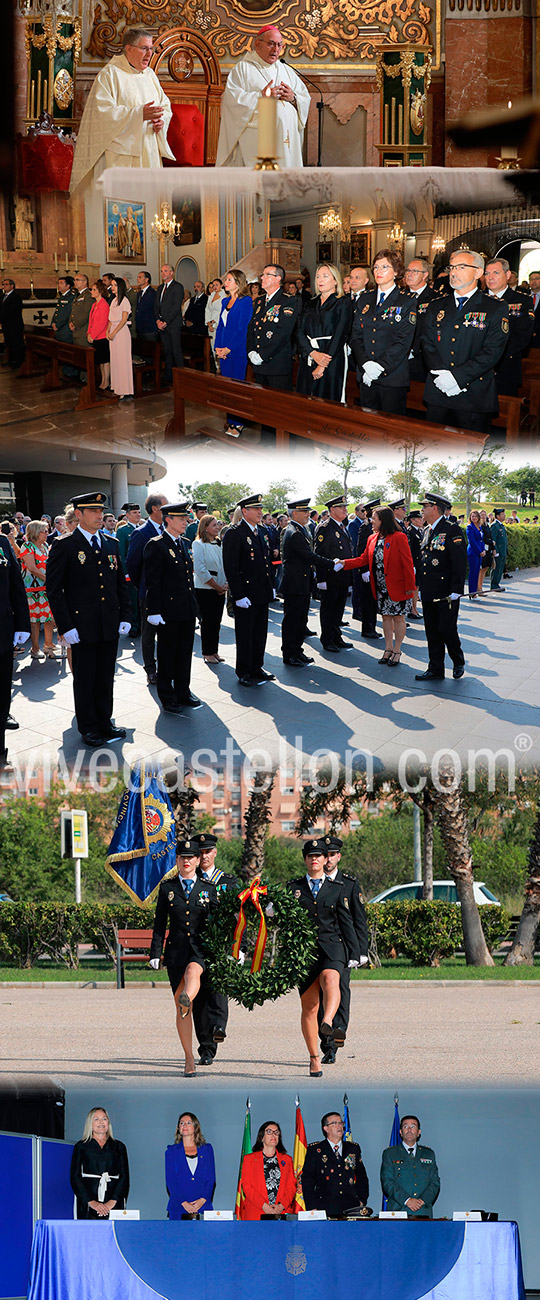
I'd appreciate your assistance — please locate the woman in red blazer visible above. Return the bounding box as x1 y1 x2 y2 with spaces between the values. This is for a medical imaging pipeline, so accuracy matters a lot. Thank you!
344 506 415 667
239 1120 297 1220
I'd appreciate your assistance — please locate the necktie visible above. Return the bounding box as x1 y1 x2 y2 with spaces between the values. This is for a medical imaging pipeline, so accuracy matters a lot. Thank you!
378 292 386 306
407 1148 414 1157
183 879 194 896
91 535 100 553
333 1145 340 1157
310 879 321 897
456 296 467 311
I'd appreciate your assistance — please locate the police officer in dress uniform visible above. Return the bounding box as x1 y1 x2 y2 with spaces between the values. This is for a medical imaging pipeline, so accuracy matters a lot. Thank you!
319 836 369 1064
490 507 508 592
247 264 301 392
46 490 132 747
0 532 31 769
280 498 341 666
143 503 202 714
406 510 423 618
222 493 275 686
51 277 76 342
403 259 436 383
192 831 240 1065
302 1111 369 1216
484 257 535 396
351 497 382 640
380 1115 440 1218
421 250 509 434
415 492 467 682
314 495 354 652
350 248 416 415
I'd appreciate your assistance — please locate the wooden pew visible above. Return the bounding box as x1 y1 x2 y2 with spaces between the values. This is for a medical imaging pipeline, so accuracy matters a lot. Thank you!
18 330 118 412
165 368 486 450
132 337 164 398
406 379 525 445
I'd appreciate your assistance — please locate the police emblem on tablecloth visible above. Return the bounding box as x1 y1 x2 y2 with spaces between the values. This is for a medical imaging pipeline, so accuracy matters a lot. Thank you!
78 551 86 564
144 793 174 844
286 1247 307 1276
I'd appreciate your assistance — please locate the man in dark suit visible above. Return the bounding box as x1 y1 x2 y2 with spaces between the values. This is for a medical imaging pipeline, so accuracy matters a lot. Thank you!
319 836 369 1063
46 490 132 747
0 532 31 769
247 264 300 393
314 495 354 652
222 492 275 686
143 502 201 713
485 257 535 395
280 497 339 665
154 264 184 383
381 1115 440 1218
1 278 25 368
302 1112 369 1216
528 271 540 346
183 280 208 334
51 276 76 342
125 492 168 684
415 491 467 682
192 831 240 1064
135 270 157 341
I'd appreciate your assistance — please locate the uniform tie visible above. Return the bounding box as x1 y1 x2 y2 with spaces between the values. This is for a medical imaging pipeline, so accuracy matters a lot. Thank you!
91 535 100 553
182 879 194 895
333 1145 340 1156
456 296 467 311
378 292 386 306
310 878 322 898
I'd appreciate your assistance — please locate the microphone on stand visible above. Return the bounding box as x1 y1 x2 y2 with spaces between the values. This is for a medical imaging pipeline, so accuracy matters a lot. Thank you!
280 56 325 167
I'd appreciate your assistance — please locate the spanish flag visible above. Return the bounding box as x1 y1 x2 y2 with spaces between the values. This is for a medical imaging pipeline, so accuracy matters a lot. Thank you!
293 1095 308 1213
235 1098 252 1219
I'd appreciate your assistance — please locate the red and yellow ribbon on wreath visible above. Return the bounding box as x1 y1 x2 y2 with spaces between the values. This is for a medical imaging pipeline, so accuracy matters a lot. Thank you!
232 875 268 973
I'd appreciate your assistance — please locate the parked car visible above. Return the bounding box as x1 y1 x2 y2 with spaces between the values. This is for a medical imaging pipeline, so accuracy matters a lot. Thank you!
0 892 13 902
369 881 500 906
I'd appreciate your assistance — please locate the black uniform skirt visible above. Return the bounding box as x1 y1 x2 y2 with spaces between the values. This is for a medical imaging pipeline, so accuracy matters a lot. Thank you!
166 947 207 994
298 953 345 997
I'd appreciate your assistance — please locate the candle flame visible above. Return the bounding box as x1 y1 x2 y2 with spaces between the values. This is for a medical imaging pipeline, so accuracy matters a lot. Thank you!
508 100 512 110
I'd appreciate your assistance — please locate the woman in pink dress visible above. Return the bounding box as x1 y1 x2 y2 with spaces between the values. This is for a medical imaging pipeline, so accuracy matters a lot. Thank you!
107 277 133 400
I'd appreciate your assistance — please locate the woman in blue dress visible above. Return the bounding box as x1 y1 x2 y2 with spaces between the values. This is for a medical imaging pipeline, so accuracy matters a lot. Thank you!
466 509 486 599
214 268 253 435
165 1112 216 1219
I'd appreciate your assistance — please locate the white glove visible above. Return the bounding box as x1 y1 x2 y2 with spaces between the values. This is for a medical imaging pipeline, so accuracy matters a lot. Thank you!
348 960 360 969
149 958 160 970
62 628 80 646
265 902 275 917
359 956 369 966
248 350 263 365
147 614 165 626
118 622 131 636
334 561 344 571
317 582 327 591
408 349 414 359
235 597 251 609
431 368 462 397
450 593 461 602
361 572 371 583
234 949 246 965
363 360 384 382
13 631 30 646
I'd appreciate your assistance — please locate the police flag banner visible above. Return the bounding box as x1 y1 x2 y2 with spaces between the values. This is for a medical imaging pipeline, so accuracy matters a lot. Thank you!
383 1094 401 1211
105 762 177 905
343 1093 352 1143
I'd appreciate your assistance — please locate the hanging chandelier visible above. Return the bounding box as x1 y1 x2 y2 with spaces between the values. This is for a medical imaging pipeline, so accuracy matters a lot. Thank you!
431 234 446 255
390 222 404 246
18 0 76 18
151 202 182 243
319 208 342 237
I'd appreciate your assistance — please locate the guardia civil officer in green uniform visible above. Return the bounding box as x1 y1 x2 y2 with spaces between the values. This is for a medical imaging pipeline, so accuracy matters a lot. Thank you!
319 836 369 1063
281 497 340 666
415 492 467 682
51 276 76 342
192 831 240 1065
143 502 201 714
185 503 208 549
380 1114 440 1218
302 1111 369 1216
46 490 132 747
314 495 354 653
247 264 300 393
490 507 508 592
117 503 142 635
222 493 275 686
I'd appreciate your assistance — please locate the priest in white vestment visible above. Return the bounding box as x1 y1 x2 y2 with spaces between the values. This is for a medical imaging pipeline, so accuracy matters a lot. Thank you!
216 26 311 168
70 28 174 194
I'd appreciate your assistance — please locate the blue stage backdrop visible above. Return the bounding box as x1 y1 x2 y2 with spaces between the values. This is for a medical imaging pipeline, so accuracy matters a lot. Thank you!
0 1133 33 1300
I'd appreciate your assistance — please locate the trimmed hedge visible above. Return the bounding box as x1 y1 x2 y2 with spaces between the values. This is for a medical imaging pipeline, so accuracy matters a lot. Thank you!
0 899 511 970
506 526 540 570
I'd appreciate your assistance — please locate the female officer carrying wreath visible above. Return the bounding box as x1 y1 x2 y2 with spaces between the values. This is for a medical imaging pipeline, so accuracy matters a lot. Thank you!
149 839 218 1078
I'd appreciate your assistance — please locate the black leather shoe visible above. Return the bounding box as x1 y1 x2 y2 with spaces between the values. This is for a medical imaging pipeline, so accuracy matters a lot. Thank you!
321 1047 336 1065
320 1020 334 1040
82 732 106 747
178 693 203 708
162 704 183 713
304 628 317 636
238 675 253 686
491 586 506 592
146 671 158 685
104 726 127 740
340 621 350 627
5 715 19 730
283 657 306 667
336 640 353 650
408 613 423 620
415 670 445 681
322 643 341 652
254 670 275 682
212 1026 226 1043
198 1050 215 1065
362 632 382 640
299 653 315 664
453 666 465 679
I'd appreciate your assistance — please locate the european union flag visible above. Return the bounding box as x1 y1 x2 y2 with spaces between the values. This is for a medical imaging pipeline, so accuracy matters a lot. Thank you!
105 763 177 905
382 1094 401 1210
343 1093 352 1143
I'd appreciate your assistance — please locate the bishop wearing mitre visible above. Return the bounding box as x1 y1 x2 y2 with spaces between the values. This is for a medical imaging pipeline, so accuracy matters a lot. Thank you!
70 28 174 194
216 25 311 168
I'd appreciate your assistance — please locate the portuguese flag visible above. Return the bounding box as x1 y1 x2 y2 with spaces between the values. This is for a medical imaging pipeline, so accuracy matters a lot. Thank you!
235 1098 252 1219
293 1096 308 1213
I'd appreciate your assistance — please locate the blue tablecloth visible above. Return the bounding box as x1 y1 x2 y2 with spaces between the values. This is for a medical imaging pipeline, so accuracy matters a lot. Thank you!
27 1219 525 1300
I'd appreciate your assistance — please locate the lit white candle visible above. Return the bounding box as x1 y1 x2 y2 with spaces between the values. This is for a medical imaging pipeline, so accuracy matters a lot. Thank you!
501 102 518 160
65 252 69 271
54 251 58 271
258 88 277 158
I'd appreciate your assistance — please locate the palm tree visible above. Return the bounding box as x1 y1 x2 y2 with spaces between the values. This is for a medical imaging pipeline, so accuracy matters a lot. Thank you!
434 764 494 966
241 769 276 882
504 805 540 965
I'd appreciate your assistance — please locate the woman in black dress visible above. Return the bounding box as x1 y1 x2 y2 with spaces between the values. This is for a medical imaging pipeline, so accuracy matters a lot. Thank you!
288 838 360 1077
149 838 218 1078
70 1107 129 1219
296 263 353 403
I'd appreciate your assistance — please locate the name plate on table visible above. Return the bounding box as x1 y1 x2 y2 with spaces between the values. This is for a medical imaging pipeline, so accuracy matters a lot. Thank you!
110 1210 140 1220
298 1210 327 1220
453 1211 482 1221
203 1210 234 1220
379 1211 408 1219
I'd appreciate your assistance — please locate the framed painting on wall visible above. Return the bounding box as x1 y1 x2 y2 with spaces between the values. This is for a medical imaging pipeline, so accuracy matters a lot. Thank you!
105 200 145 263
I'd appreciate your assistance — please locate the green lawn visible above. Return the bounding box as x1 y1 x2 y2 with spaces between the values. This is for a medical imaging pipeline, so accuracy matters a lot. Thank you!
0 957 538 982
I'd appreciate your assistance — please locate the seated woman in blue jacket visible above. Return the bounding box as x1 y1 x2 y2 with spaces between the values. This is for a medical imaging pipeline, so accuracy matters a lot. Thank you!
166 1112 216 1219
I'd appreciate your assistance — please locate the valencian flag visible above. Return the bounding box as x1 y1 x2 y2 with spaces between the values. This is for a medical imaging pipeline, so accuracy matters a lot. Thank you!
292 1095 308 1213
105 761 177 905
343 1093 352 1143
382 1094 401 1210
235 1098 252 1220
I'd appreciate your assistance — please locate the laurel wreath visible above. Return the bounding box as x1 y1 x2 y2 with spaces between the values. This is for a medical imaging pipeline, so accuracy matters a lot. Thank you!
203 882 318 1012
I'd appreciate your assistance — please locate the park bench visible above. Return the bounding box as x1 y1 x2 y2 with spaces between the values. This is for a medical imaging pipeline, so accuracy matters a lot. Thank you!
115 927 167 989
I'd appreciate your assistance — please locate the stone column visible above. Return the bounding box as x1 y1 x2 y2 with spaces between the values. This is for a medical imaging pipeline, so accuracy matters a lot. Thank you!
111 463 129 515
445 0 533 166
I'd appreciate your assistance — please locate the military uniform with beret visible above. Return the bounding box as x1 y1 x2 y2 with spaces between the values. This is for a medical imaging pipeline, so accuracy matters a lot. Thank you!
421 288 509 433
46 491 132 740
150 841 218 994
302 1138 369 1216
222 494 274 683
380 1141 440 1218
143 504 198 711
247 286 301 390
193 831 240 1060
351 286 417 414
314 497 353 651
417 493 467 678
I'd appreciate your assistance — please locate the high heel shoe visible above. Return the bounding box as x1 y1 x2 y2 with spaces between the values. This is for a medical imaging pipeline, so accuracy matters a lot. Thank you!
388 651 402 666
379 650 392 664
178 992 191 1018
309 1054 323 1078
468 594 478 600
